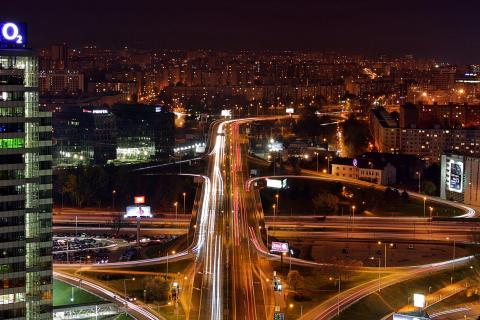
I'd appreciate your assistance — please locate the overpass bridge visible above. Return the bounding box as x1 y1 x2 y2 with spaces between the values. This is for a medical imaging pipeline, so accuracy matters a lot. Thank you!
53 301 119 320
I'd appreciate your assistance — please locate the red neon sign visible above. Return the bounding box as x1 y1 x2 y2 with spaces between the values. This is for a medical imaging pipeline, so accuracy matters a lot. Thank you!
134 196 145 204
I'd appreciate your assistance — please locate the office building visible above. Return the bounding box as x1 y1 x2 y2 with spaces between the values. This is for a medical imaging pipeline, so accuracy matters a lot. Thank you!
50 43 68 70
111 104 175 161
53 106 116 166
0 25 53 319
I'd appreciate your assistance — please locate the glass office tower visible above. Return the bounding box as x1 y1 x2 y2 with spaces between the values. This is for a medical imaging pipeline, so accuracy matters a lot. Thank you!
0 48 53 319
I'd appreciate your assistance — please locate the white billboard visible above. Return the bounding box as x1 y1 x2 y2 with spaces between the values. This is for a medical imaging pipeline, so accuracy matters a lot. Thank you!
413 293 425 308
221 109 231 117
266 178 287 189
448 160 463 193
124 205 152 218
271 241 289 253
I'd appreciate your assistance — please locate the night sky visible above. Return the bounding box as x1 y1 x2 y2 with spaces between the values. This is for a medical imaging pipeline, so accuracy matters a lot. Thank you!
3 0 480 63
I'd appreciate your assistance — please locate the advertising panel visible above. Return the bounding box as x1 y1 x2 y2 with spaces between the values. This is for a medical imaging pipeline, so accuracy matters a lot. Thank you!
125 205 152 218
134 196 145 204
266 178 287 189
271 241 289 253
448 160 463 193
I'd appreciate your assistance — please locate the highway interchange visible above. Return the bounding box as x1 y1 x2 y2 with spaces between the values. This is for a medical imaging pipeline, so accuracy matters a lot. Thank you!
53 116 480 320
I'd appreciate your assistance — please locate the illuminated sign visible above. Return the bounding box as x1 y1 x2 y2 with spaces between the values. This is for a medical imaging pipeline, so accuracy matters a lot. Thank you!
271 241 289 253
134 196 145 204
273 312 285 320
83 109 108 114
413 293 425 308
266 178 287 189
285 108 294 114
353 159 358 167
448 160 463 193
0 22 26 48
221 109 231 117
124 205 152 218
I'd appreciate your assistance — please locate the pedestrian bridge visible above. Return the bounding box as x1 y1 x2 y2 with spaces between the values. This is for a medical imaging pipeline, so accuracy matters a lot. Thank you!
53 301 120 320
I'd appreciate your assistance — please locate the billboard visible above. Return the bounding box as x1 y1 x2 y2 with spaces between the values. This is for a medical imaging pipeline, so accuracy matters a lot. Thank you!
448 160 463 193
221 109 231 117
125 205 152 218
413 293 425 308
271 241 289 253
0 22 27 48
266 178 287 189
134 196 145 204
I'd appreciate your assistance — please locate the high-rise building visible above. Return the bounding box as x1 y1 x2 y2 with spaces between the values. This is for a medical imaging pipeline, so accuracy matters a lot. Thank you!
50 43 68 70
0 23 53 319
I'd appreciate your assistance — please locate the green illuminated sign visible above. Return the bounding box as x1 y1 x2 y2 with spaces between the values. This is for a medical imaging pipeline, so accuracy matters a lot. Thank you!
0 138 24 148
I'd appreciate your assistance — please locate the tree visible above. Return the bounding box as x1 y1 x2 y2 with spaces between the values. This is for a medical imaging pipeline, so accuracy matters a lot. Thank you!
287 270 304 292
64 174 80 206
293 107 325 138
313 193 339 214
423 181 437 196
144 277 170 302
341 115 372 157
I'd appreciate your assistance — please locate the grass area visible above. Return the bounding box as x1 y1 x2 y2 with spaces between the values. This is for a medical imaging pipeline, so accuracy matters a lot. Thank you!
53 279 103 306
270 261 378 319
260 179 464 218
112 315 135 320
76 270 187 320
332 262 479 320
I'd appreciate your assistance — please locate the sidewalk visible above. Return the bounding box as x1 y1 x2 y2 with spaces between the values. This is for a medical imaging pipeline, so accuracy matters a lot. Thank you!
398 279 470 313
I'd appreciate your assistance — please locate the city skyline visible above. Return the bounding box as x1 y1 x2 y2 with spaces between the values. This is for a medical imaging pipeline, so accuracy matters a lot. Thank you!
3 0 480 64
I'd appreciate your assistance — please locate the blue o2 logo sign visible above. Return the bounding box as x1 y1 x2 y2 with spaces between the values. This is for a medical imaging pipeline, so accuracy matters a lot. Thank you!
0 22 27 48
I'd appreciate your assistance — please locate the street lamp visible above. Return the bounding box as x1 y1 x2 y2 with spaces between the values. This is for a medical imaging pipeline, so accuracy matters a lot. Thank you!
265 225 269 246
423 197 427 218
174 202 178 220
123 277 136 313
182 192 186 216
275 194 279 215
314 152 319 172
351 205 356 225
429 206 434 219
446 237 456 283
329 277 341 317
325 156 331 174
416 171 421 193
289 249 293 273
112 190 116 212
272 204 276 221
165 250 176 279
370 256 381 292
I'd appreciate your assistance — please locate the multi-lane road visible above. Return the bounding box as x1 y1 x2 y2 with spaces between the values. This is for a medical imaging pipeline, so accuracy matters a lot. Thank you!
53 115 479 320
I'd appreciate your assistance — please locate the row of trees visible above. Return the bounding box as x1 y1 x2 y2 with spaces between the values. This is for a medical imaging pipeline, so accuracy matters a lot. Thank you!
311 185 412 215
53 165 197 210
341 116 372 157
